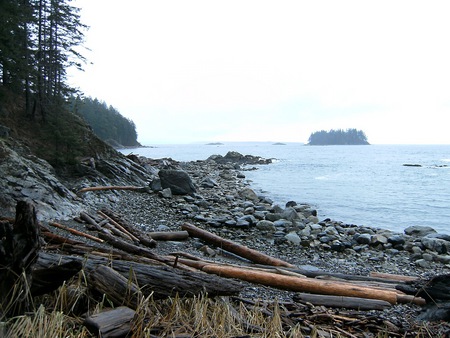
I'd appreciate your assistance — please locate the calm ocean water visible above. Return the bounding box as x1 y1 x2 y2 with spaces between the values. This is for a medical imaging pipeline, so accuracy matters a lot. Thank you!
120 143 450 235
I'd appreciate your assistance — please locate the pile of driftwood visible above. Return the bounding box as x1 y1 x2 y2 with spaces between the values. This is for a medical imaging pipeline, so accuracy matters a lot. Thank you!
1 201 449 337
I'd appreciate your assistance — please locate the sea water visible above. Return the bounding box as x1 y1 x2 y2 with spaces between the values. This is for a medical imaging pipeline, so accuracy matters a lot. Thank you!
120 143 450 234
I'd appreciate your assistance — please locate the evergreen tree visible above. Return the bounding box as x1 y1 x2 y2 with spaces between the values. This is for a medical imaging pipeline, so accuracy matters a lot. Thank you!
307 128 369 145
70 96 139 147
0 0 86 118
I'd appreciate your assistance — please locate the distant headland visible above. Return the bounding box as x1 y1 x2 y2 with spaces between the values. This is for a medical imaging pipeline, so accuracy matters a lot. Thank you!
307 128 370 145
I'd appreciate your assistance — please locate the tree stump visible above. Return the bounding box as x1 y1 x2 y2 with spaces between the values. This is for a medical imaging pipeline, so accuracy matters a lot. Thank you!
0 201 41 318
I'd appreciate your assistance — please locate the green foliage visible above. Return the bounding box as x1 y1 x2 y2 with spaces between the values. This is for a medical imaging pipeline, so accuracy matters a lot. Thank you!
307 128 369 145
0 0 87 118
69 96 139 147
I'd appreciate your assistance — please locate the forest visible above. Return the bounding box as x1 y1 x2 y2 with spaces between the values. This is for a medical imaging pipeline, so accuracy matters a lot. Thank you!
0 0 138 150
0 0 86 118
307 128 370 145
70 97 139 147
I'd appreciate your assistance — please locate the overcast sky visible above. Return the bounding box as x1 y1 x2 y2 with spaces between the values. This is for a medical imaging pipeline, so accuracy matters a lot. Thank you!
68 0 450 145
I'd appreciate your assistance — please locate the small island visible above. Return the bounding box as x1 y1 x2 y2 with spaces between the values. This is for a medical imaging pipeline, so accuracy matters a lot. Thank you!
307 128 370 145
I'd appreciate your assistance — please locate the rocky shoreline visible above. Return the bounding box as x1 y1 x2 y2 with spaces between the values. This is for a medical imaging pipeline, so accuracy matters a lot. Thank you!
2 138 450 334
116 151 450 277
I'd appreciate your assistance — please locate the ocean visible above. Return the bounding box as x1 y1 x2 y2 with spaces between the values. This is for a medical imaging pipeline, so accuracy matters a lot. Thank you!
120 143 450 235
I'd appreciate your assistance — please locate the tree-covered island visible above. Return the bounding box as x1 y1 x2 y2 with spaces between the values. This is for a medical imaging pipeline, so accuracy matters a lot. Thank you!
307 128 370 145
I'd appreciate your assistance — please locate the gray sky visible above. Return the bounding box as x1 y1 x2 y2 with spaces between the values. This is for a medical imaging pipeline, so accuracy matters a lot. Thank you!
69 0 450 145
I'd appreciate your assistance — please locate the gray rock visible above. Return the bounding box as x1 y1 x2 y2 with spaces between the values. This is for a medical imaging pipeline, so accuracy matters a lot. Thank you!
436 255 450 264
421 237 450 254
159 169 196 195
238 215 257 226
415 259 431 268
159 188 173 198
150 178 162 191
238 187 259 201
281 207 300 221
256 220 276 232
371 234 388 246
404 225 437 237
387 235 406 246
330 240 346 252
201 177 218 188
422 253 434 261
265 213 282 222
354 233 372 245
324 226 339 236
285 232 301 245
424 233 450 242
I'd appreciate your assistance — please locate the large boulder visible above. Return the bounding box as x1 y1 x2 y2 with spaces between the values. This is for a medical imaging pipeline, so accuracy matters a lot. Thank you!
404 225 437 237
158 169 196 195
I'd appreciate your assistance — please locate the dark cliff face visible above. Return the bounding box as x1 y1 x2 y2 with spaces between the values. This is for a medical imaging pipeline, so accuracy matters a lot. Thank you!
0 92 150 221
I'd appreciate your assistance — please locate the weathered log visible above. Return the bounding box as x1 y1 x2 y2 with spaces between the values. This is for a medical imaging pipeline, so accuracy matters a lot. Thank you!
77 185 148 194
103 223 134 241
149 231 189 241
36 252 244 299
370 271 419 282
0 201 40 318
96 231 164 263
181 223 294 268
200 264 425 305
291 265 404 284
48 221 104 243
97 210 140 243
293 293 392 310
88 265 142 308
31 260 82 296
84 306 135 338
100 208 157 248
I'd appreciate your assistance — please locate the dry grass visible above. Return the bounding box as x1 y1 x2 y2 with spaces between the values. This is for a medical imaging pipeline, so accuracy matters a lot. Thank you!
1 267 443 337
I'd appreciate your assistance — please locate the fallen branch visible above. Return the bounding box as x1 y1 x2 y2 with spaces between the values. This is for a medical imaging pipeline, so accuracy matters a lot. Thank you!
97 210 140 243
199 264 425 305
181 223 294 268
48 222 104 243
100 209 157 248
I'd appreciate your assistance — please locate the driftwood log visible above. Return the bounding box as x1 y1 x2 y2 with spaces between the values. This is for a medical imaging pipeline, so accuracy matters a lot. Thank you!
181 222 294 268
0 201 41 318
192 263 425 305
293 293 392 311
84 306 136 338
48 221 104 243
35 252 244 300
99 208 157 248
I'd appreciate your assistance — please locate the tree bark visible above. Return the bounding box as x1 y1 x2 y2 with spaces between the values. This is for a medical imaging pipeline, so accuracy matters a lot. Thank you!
0 201 41 318
84 306 135 338
35 252 244 299
181 223 294 268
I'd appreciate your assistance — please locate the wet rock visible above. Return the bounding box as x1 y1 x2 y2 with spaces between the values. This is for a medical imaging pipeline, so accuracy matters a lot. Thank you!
421 237 449 255
354 233 372 245
238 187 259 202
285 232 301 245
388 234 406 247
405 225 437 237
158 169 196 195
256 220 276 232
